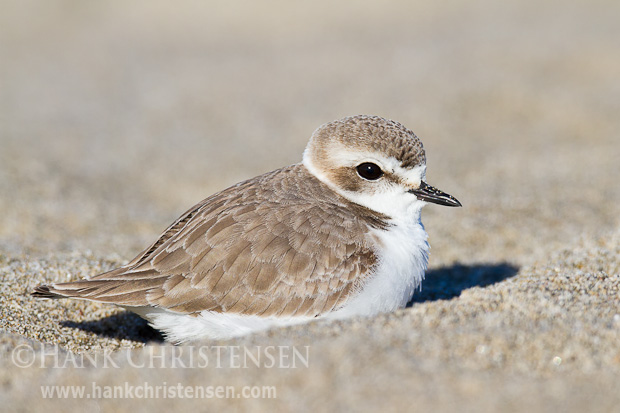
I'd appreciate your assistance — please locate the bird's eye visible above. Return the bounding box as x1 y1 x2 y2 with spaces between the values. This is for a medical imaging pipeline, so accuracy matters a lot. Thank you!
356 162 383 180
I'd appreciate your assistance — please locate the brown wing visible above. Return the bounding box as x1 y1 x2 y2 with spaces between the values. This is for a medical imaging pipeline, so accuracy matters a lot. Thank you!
33 164 388 318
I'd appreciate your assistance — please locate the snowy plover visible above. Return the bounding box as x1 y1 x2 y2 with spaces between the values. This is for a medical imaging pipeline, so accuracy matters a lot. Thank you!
33 115 461 343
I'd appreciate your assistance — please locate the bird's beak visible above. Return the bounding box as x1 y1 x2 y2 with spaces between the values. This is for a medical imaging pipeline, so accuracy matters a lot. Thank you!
408 181 462 207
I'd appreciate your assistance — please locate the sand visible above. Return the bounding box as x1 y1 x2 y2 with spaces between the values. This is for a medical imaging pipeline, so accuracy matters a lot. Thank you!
1 0 619 411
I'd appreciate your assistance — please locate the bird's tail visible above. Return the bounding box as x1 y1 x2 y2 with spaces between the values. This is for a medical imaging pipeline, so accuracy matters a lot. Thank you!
31 279 122 301
30 264 167 306
31 284 66 299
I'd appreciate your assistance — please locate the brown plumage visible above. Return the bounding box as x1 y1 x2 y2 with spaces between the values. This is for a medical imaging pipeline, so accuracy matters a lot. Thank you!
33 163 388 318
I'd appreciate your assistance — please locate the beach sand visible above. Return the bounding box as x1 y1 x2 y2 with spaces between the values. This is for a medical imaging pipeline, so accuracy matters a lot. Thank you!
1 0 619 411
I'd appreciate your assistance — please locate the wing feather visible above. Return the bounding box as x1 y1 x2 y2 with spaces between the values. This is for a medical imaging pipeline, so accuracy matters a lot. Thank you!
35 164 388 317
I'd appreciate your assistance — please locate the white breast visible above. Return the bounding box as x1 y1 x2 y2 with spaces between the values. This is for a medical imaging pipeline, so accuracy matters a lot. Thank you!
325 214 429 319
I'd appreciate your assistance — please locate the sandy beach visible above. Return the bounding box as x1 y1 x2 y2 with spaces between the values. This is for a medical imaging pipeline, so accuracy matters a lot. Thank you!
1 0 619 411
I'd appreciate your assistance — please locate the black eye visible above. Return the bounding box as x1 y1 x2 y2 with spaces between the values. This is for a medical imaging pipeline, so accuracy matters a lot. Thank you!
356 162 383 180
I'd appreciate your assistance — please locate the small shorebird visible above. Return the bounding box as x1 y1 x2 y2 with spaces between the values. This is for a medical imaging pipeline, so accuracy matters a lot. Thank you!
33 115 461 343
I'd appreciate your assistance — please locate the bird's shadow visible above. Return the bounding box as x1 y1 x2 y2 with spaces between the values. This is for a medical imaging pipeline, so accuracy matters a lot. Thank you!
408 262 519 306
61 311 165 343
61 262 518 342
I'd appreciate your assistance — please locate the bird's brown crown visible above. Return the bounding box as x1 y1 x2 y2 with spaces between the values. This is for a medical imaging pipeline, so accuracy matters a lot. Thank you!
304 115 426 171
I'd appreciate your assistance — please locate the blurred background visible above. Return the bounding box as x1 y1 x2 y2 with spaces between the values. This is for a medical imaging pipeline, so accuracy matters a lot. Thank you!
2 3 620 410
1 0 618 266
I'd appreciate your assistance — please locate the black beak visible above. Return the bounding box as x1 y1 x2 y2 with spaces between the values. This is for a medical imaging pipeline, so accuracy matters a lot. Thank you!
408 181 462 207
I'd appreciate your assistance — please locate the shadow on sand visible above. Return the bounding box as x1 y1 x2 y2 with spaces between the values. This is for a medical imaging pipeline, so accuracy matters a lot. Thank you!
408 262 519 306
61 311 164 343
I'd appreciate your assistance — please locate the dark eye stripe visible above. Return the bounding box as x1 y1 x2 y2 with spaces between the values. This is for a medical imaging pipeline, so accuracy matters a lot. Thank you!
356 163 383 180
